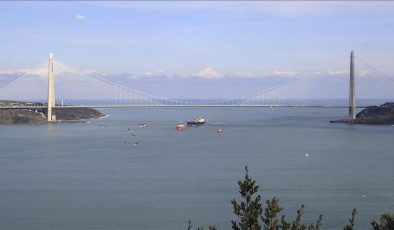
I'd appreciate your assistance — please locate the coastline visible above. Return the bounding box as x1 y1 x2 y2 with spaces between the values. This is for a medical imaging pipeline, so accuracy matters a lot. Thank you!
0 106 105 125
330 102 394 124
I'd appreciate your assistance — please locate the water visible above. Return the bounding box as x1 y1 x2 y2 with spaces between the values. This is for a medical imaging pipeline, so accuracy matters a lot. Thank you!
0 107 393 229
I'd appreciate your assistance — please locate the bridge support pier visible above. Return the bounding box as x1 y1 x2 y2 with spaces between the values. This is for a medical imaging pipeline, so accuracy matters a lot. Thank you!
47 52 56 122
349 51 356 121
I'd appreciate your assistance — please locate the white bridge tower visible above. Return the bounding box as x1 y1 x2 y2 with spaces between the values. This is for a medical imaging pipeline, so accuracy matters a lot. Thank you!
349 51 356 121
47 52 56 122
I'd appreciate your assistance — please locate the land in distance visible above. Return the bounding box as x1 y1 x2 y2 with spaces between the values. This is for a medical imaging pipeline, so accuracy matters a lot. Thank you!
0 101 104 124
330 102 394 124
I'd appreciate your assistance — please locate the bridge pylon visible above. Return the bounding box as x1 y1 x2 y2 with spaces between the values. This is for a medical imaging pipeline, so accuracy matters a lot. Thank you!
47 52 56 122
349 51 356 121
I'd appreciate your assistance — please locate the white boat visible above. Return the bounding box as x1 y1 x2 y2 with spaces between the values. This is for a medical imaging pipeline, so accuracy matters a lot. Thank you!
139 122 148 128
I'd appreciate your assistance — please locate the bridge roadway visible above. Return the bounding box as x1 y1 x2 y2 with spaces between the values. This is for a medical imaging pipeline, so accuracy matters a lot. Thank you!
0 105 368 109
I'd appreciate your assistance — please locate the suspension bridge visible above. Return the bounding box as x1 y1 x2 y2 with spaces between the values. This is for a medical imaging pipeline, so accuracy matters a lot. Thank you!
0 51 393 122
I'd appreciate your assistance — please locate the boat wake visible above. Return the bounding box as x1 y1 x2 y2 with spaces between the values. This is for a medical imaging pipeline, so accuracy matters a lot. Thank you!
98 114 111 119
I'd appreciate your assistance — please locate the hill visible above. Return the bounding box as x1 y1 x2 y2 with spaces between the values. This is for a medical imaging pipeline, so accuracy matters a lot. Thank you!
0 105 104 124
330 102 394 124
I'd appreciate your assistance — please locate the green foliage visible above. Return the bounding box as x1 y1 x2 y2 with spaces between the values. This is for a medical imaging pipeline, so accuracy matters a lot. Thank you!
231 166 263 230
371 213 394 230
231 166 322 230
186 166 392 230
279 205 322 230
187 220 217 230
308 214 323 230
280 205 307 230
343 208 357 230
262 197 283 230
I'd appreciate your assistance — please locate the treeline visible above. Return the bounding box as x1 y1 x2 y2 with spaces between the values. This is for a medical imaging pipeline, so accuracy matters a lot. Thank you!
188 167 394 230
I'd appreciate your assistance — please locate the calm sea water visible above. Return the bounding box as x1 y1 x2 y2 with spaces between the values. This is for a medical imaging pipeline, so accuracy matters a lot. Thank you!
0 107 393 230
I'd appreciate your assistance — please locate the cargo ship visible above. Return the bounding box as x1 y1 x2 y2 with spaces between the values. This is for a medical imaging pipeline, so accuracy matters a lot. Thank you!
187 116 207 127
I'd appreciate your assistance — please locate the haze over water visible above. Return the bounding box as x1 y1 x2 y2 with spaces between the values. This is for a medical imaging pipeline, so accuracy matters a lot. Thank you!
0 107 393 229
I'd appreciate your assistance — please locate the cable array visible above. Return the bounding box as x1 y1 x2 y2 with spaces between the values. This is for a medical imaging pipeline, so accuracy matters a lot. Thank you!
0 55 393 108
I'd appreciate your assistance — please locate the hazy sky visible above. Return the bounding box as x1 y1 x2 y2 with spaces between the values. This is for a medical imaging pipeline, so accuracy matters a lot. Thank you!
1 1 394 98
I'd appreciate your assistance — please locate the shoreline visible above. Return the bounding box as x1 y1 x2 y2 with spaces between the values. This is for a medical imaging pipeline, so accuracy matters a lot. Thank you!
0 106 105 125
330 102 394 125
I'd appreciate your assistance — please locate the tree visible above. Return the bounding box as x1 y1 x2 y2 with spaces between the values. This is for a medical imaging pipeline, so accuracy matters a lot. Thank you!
371 213 394 230
187 166 392 230
261 197 283 230
187 220 217 230
279 205 322 230
231 166 263 230
231 167 323 230
343 208 357 230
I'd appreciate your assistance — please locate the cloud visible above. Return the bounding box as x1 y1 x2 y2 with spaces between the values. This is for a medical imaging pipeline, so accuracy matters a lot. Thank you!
0 68 30 75
194 67 223 79
0 65 91 80
232 72 259 78
272 70 298 77
94 70 176 81
84 69 302 80
75 14 86 21
327 70 348 76
0 66 379 83
0 68 50 80
143 70 173 79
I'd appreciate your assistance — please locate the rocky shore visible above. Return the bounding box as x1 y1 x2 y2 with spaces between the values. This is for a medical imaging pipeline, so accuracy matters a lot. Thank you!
330 102 394 124
0 107 104 124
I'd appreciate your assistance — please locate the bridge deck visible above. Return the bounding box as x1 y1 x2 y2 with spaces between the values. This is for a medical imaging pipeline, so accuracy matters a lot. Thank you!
0 105 368 109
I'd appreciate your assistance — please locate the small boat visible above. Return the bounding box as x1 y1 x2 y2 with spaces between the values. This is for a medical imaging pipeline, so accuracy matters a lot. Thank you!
176 122 187 131
139 122 148 128
132 141 140 146
216 128 223 133
187 116 207 127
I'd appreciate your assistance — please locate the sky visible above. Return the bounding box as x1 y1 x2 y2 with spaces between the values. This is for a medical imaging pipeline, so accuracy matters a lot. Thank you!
0 1 394 99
